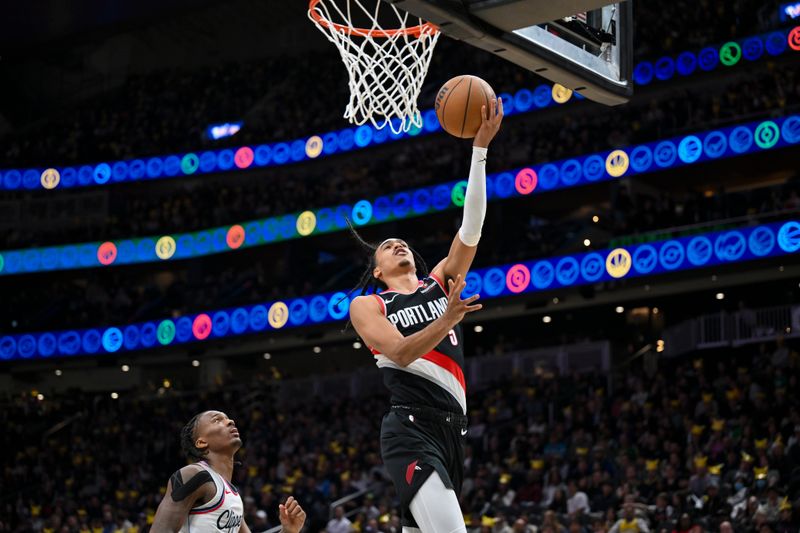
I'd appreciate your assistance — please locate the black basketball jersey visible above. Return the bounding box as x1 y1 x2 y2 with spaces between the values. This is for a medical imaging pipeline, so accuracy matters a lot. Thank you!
369 274 467 414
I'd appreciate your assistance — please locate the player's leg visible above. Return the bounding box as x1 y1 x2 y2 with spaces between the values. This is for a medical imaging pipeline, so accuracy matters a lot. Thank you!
408 472 466 533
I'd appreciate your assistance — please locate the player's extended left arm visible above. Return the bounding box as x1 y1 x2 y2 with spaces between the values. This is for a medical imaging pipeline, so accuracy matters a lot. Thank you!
435 97 503 283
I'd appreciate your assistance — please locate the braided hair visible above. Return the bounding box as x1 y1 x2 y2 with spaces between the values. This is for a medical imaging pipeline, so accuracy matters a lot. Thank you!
344 219 429 299
180 412 208 462
339 220 429 332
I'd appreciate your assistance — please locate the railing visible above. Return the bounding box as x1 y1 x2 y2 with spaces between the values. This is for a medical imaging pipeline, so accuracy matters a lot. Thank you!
1 26 797 191
663 304 799 357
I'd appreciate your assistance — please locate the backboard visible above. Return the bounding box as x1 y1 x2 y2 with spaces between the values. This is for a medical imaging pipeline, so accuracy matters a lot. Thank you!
384 0 633 106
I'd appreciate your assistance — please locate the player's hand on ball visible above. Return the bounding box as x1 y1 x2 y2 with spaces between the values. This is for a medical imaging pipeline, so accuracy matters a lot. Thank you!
279 496 306 533
443 274 482 326
473 97 504 149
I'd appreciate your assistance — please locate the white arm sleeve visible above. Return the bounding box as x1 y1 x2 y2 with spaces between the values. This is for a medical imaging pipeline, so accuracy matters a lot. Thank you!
458 146 488 247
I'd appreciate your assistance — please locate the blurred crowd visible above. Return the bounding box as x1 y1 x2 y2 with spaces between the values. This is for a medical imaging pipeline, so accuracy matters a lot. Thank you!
633 1 781 59
3 67 799 252
0 0 787 168
2 338 798 533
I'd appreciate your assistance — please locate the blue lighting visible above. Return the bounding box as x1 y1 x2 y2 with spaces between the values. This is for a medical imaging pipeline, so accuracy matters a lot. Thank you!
273 144 290 164
206 122 243 140
780 2 800 20
482 268 506 296
698 46 720 71
766 31 788 55
633 61 654 85
2 116 799 277
560 159 582 186
515 89 535 112
0 220 797 360
199 151 218 172
532 85 552 109
146 158 163 178
352 200 373 225
654 57 675 81
555 256 579 286
703 131 728 158
538 164 559 190
583 155 605 182
217 149 235 170
742 37 765 61
629 146 653 173
531 261 555 289
676 52 697 76
2 29 795 193
494 173 515 198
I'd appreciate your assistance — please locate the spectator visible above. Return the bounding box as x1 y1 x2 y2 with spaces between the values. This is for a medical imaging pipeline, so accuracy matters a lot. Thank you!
327 505 354 533
566 480 590 517
609 504 650 533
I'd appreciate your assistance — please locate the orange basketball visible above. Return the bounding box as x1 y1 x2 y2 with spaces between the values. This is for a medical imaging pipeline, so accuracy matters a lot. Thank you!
434 75 496 139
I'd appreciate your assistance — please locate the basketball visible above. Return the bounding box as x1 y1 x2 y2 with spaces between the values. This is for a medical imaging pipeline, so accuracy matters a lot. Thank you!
435 75 496 139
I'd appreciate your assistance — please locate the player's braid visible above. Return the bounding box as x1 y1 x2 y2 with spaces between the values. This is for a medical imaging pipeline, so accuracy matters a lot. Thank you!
341 219 429 332
344 219 385 297
180 413 207 462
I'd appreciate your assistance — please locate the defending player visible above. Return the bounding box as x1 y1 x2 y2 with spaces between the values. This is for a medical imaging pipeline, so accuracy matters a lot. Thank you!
151 410 306 533
349 98 503 533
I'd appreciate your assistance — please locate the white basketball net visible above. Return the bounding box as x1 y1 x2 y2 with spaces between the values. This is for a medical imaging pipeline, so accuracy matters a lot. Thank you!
308 0 440 134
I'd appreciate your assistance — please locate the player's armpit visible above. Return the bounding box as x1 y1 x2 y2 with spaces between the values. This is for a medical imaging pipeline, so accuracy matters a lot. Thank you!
239 520 252 533
151 465 214 533
350 296 405 358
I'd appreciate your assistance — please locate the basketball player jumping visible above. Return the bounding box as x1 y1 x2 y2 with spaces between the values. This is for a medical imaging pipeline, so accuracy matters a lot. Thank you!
349 98 503 533
151 410 306 533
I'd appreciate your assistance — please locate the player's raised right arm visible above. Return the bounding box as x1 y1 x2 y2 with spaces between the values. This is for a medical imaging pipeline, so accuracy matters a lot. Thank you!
151 465 215 533
350 274 481 367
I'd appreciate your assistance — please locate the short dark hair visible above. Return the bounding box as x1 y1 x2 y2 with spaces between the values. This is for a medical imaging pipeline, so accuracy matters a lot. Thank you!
180 412 208 462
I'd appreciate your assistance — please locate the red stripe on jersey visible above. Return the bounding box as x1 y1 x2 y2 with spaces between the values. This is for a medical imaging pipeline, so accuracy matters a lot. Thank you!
420 349 465 391
371 294 387 316
429 273 449 296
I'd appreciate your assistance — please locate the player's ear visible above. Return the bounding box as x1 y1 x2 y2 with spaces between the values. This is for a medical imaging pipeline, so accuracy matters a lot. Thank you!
373 266 382 280
195 437 209 452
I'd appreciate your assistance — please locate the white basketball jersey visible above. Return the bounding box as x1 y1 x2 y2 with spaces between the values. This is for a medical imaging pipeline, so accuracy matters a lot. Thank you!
180 461 243 533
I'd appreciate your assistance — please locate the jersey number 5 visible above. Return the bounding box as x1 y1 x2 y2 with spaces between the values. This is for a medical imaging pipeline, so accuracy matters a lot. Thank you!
448 329 458 346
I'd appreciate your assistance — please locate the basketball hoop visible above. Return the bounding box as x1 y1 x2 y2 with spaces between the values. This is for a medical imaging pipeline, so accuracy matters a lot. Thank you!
308 0 440 134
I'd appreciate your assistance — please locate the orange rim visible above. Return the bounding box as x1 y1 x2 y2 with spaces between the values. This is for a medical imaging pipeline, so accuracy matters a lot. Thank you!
309 0 438 38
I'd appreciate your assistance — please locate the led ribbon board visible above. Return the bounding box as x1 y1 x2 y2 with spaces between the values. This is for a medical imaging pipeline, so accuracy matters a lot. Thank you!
1 115 798 277
0 220 797 361
1 27 798 192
